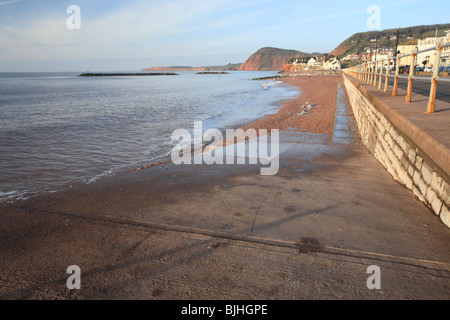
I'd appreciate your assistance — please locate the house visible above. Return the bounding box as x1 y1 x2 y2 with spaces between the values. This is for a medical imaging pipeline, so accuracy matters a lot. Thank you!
307 56 324 68
286 55 339 71
441 30 450 67
396 45 416 66
290 57 309 66
397 45 415 55
416 30 450 67
363 47 395 63
342 53 361 61
324 57 341 70
307 57 317 67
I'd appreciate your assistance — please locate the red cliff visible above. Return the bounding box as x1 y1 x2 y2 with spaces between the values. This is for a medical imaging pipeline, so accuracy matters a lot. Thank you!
238 47 306 71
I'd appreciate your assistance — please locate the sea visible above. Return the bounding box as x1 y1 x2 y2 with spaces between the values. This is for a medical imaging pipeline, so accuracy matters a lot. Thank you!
0 71 299 202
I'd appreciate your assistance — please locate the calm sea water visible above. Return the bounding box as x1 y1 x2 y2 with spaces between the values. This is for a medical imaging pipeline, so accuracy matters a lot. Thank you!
0 71 299 202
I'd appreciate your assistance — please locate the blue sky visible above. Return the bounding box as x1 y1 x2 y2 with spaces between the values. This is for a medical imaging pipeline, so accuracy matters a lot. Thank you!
0 0 449 71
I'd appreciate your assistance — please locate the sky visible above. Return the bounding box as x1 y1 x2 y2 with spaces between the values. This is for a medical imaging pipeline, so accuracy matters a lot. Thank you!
0 0 449 72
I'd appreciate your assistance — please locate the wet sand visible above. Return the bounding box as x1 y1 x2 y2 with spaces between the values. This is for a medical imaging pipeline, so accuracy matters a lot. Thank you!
242 73 343 137
202 72 342 152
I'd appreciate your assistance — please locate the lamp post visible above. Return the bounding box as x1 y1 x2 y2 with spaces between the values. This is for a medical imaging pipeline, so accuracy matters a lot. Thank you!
373 45 378 87
393 29 399 70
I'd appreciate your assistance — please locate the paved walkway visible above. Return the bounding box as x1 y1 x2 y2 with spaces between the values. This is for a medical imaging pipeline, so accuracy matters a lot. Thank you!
1 79 449 301
357 75 450 149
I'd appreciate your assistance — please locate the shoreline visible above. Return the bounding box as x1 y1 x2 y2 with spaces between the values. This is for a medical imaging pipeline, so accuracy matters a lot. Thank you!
0 71 341 203
1 72 343 206
241 71 343 139
92 71 343 172
135 71 343 170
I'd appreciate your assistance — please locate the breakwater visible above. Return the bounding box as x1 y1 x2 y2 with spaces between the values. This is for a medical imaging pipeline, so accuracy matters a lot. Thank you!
79 72 178 77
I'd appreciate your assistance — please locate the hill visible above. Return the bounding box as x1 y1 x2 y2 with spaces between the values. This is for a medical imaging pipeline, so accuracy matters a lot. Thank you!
331 23 450 58
238 47 309 71
143 48 308 72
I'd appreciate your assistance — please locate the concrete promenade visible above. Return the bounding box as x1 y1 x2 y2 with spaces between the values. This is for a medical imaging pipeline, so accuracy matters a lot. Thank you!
1 74 449 301
351 73 450 152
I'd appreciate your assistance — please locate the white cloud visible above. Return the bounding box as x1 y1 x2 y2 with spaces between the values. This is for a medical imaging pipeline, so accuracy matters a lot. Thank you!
0 0 246 61
0 0 22 6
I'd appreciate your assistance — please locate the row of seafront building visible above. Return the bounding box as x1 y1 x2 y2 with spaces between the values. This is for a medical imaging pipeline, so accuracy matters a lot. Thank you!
286 56 341 71
285 30 450 73
342 30 450 70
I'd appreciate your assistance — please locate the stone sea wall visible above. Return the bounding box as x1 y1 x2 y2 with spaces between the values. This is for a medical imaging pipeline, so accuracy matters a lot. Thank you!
343 74 450 228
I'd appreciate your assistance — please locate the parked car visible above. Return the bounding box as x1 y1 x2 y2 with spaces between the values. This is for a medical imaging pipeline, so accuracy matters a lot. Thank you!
424 67 433 72
415 66 424 72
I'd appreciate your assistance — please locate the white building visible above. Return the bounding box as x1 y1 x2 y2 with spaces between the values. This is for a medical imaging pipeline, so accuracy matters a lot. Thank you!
307 57 323 68
325 57 341 70
416 30 450 67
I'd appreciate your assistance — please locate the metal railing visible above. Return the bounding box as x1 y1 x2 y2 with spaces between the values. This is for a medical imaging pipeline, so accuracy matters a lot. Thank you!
344 42 450 113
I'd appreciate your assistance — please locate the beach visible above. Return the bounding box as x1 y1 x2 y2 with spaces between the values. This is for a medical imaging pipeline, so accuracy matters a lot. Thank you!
242 73 342 137
1 72 450 301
